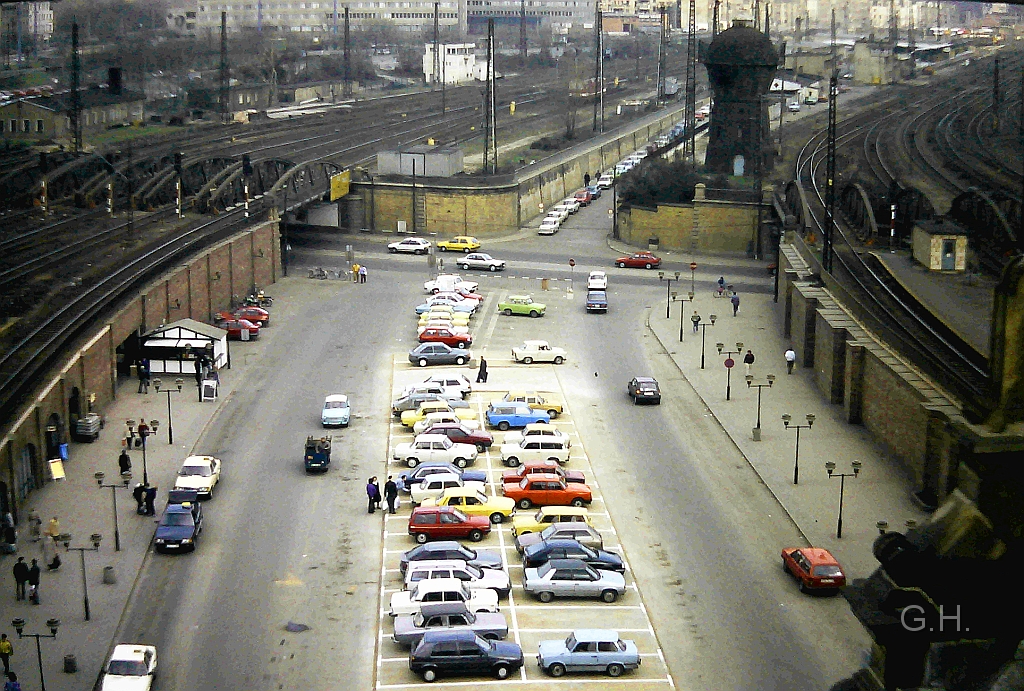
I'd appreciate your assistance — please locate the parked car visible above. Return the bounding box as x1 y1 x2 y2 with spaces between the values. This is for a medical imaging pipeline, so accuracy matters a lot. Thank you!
409 630 524 682
415 296 475 315
417 320 470 337
515 523 604 554
498 295 546 317
396 462 487 493
154 490 203 553
321 394 351 427
501 474 591 508
400 541 503 575
421 423 494 451
409 343 472 368
596 173 614 188
172 455 221 499
499 438 571 468
389 577 499 618
586 184 602 199
424 274 479 294
524 559 626 603
486 403 550 431
501 423 571 447
216 305 270 326
408 506 492 543
420 327 473 349
410 474 486 506
627 377 661 404
414 411 481 435
614 251 661 269
219 318 260 340
501 460 585 486
512 340 566 364
401 400 477 428
388 237 432 254
511 505 591 537
419 309 470 326
101 644 157 691
574 189 593 206
586 291 608 313
587 271 608 290
788 101 801 112
393 602 508 648
458 253 506 272
498 391 563 418
538 216 561 235
405 559 511 598
436 236 482 252
523 539 623 572
393 391 451 416
537 630 640 677
421 487 516 524
781 547 847 593
393 434 479 469
420 373 474 399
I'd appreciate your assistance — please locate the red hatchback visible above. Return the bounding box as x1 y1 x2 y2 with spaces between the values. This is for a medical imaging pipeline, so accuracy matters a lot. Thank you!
501 461 586 486
501 473 593 510
419 328 473 349
574 189 593 206
781 547 847 593
614 251 662 269
220 319 260 340
409 506 492 543
216 306 270 326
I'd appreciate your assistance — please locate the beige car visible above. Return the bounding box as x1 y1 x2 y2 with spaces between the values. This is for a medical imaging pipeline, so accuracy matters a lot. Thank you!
511 341 567 365
499 391 563 418
501 423 572 447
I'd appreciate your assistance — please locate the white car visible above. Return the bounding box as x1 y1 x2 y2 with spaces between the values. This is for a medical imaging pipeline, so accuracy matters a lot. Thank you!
500 437 571 466
559 198 580 214
414 411 481 435
404 559 511 598
388 237 432 255
597 173 614 188
546 206 569 223
502 423 573 447
172 455 222 499
424 273 479 294
392 433 479 468
101 644 157 691
587 271 608 290
538 216 561 235
410 473 486 504
389 577 499 617
512 340 568 365
614 163 631 176
457 253 506 272
788 101 801 112
421 373 473 399
321 393 351 427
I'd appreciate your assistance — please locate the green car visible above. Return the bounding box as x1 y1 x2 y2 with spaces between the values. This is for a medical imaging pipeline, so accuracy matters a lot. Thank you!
499 295 546 318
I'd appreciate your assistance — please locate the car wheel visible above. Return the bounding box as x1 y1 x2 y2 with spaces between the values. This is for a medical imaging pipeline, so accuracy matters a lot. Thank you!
529 310 539 318
489 265 497 272
476 443 487 452
455 356 466 365
483 633 500 641
494 664 510 680
645 263 653 269
517 498 532 510
607 663 625 677
388 247 397 253
547 409 558 418
431 288 440 295
782 559 790 574
523 357 533 364
489 512 504 524
439 246 447 251
503 308 513 316
618 262 626 268
799 580 809 594
468 529 484 542
570 498 585 508
601 589 619 603
459 264 469 270
416 249 426 255
553 356 564 365
418 358 428 367
506 456 520 467
463 248 472 253
422 668 438 682
407 458 419 468
454 457 468 468
498 421 510 431
457 342 467 349
537 591 555 603
415 532 428 544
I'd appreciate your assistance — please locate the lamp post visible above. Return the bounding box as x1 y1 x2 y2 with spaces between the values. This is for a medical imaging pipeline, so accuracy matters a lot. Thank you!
689 261 697 293
126 419 160 486
153 378 183 445
782 413 815 484
745 373 776 440
62 533 102 621
825 459 862 538
716 341 744 400
672 291 695 341
95 471 131 552
658 270 680 319
11 618 60 691
697 314 716 369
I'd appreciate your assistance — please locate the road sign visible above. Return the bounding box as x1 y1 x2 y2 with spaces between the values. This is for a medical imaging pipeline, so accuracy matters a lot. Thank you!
690 262 698 271
724 358 735 368
568 258 576 267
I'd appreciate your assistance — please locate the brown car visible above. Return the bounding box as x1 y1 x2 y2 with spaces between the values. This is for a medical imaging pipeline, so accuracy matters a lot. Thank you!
424 423 494 452
409 506 492 544
501 473 593 510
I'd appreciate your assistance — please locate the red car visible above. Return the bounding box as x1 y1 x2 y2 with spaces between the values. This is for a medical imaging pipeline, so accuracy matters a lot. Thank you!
408 506 492 543
574 189 593 206
501 473 593 510
781 547 847 593
220 318 260 340
423 423 494 451
501 461 586 486
216 306 270 326
614 251 662 269
419 328 473 349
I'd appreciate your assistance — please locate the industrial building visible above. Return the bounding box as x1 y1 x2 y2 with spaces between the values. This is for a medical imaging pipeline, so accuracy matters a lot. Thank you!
422 43 479 85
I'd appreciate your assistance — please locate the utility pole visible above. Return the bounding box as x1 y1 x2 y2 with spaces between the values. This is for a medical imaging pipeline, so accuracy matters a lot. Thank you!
258 0 264 32
70 21 82 155
824 8 838 274
888 0 897 45
432 2 440 89
753 0 760 30
657 7 666 102
712 0 720 37
483 19 497 174
765 1 771 34
685 0 696 163
634 31 640 81
593 10 603 133
520 0 527 68
993 58 1000 133
344 8 352 98
219 11 228 123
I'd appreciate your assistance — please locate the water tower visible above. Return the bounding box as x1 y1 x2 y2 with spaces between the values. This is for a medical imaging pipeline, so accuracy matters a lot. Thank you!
701 20 781 176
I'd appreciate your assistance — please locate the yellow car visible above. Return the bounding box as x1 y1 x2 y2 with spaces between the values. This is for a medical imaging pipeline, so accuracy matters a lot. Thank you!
422 487 516 523
437 236 482 253
511 505 592 537
501 391 564 418
401 400 478 428
419 309 471 327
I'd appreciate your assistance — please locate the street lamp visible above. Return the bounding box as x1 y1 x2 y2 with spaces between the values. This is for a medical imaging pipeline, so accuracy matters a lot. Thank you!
716 341 744 400
153 378 183 445
126 419 160 486
672 291 695 341
782 413 815 485
62 533 102 621
11 618 60 691
745 373 776 440
95 471 131 552
658 270 680 319
825 459 863 538
696 314 717 369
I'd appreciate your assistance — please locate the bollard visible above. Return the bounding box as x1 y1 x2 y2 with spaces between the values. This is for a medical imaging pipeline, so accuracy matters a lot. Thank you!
752 428 761 442
102 565 117 584
64 654 78 673
541 278 549 291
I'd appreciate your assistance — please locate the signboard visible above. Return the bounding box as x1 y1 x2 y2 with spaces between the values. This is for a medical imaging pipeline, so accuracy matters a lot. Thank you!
690 262 698 271
568 258 576 267
329 170 351 201
724 358 735 368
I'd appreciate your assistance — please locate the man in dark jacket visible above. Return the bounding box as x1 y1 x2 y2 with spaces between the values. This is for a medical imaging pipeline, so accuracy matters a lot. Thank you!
383 476 399 514
12 557 28 600
133 484 146 513
118 449 132 476
144 486 157 516
27 560 40 604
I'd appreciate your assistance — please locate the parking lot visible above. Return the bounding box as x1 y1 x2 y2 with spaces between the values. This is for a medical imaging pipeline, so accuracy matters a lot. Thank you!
373 281 674 689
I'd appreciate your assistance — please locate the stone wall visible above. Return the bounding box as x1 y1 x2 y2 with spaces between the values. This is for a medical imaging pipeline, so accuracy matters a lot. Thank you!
616 197 758 253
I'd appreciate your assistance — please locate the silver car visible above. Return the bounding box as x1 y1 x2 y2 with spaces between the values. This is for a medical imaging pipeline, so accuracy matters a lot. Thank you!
393 602 508 647
523 559 625 603
457 253 506 272
515 524 604 554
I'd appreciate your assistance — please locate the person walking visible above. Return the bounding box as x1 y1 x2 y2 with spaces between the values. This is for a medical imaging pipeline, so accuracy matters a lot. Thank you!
123 421 135 450
731 292 740 316
118 448 132 476
476 357 488 384
12 558 28 601
691 311 701 334
351 263 360 283
366 477 380 514
133 484 146 514
358 265 367 284
5 671 22 691
136 419 149 449
743 349 755 374
137 358 150 394
0 634 12 675
785 347 797 374
384 476 399 514
26 510 40 543
27 560 40 605
144 486 157 516
583 172 591 187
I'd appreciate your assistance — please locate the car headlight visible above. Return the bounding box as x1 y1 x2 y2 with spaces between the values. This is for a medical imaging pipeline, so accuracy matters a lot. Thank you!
181 538 193 544
155 539 165 544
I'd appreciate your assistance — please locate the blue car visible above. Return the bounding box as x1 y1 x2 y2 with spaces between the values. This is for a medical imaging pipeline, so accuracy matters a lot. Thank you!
396 462 488 493
415 299 475 315
486 403 550 431
154 489 203 553
586 185 602 200
585 291 608 313
537 629 640 678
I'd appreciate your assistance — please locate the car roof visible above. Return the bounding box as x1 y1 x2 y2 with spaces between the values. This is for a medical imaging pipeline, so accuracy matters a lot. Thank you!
523 340 549 346
537 506 588 517
414 540 466 552
546 558 590 569
415 577 470 594
440 486 483 497
182 455 216 466
419 472 461 482
110 645 153 662
419 602 471 617
570 629 621 642
589 270 606 276
407 559 477 570
325 394 348 403
421 629 478 643
525 473 562 481
797 547 840 565
634 377 657 383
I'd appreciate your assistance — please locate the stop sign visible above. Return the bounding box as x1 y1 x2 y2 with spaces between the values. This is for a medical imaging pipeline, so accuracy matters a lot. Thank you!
724 358 735 368
569 258 576 267
690 262 698 271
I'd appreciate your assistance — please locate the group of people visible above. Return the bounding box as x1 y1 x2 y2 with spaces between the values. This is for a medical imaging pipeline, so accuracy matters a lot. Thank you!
11 558 40 605
351 263 368 283
366 476 398 514
123 418 150 450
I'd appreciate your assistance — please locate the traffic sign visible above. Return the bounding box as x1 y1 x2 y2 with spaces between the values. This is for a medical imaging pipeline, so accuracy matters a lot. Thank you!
690 262 698 271
568 258 576 267
724 358 735 368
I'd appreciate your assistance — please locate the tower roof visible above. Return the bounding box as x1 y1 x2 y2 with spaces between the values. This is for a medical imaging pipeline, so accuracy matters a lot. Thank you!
705 21 780 67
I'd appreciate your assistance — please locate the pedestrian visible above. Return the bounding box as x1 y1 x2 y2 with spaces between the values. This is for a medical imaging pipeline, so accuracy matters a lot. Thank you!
358 265 367 284
351 263 360 283
583 172 591 187
118 448 132 476
27 560 40 605
384 476 399 514
4 671 21 691
42 533 59 571
691 311 701 333
12 558 28 600
136 419 149 448
366 477 380 514
26 510 40 543
194 357 204 390
0 634 11 675
123 421 135 450
785 347 797 374
743 349 755 374
144 486 157 516
133 484 146 514
731 292 740 316
476 357 488 384
717 276 726 292
137 358 150 394
45 517 59 540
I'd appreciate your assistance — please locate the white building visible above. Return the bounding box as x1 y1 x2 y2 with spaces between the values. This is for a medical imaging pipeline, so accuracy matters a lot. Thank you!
466 0 595 35
192 0 460 34
423 43 477 84
0 2 54 45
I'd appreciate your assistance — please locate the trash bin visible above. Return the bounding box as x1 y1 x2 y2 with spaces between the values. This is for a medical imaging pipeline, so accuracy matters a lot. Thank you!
648 237 659 251
103 566 117 584
752 427 761 442
63 654 77 673
540 278 550 291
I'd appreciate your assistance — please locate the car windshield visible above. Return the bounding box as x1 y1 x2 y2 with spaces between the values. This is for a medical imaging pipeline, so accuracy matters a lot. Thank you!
161 513 194 527
179 465 212 477
812 565 843 578
452 508 469 522
565 633 578 649
107 660 148 676
325 401 348 409
536 562 554 577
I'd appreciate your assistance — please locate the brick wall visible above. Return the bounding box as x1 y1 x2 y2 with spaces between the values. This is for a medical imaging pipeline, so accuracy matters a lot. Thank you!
789 285 817 368
814 309 848 404
860 348 930 484
616 200 757 253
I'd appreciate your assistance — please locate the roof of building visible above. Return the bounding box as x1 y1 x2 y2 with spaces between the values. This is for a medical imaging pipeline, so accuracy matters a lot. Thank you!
0 87 145 113
915 218 969 236
144 318 227 341
705 21 780 66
